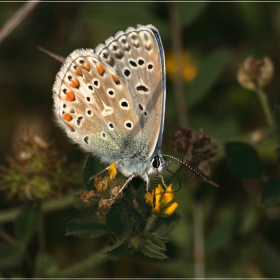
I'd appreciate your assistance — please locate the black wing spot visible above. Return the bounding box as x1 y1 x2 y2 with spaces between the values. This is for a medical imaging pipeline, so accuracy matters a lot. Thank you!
121 101 128 108
136 85 149 92
124 69 130 77
129 60 137 67
84 136 89 144
138 59 144 65
102 52 109 59
108 90 114 96
77 116 83 125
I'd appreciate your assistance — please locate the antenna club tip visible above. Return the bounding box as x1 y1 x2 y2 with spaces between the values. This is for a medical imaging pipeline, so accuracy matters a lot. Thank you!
206 179 219 188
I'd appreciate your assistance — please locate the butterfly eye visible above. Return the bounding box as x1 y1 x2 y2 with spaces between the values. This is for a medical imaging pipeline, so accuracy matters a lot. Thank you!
152 155 160 169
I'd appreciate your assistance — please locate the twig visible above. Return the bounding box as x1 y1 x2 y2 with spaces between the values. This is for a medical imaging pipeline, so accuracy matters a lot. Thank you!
0 1 39 44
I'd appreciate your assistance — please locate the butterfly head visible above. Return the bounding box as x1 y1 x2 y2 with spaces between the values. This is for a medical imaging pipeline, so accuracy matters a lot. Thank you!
149 151 168 175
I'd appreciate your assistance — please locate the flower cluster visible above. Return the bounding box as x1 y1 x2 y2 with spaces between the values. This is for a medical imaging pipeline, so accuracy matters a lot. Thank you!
80 163 122 212
170 127 217 177
145 184 178 216
166 50 197 82
1 131 68 200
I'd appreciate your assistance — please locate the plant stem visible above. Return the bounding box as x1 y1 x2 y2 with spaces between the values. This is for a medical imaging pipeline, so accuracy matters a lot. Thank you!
169 3 188 127
56 248 108 277
0 193 74 224
256 88 275 128
193 200 205 278
144 214 157 233
169 4 204 277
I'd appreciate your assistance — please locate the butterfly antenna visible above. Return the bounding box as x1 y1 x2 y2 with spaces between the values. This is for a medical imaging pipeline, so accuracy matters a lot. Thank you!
165 168 181 193
37 46 65 63
163 154 219 187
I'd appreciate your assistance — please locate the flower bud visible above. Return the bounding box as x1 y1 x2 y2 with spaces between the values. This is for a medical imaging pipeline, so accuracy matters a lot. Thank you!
237 56 274 91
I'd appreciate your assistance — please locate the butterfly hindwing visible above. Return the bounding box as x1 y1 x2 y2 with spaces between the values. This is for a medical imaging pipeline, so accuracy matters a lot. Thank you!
53 49 142 163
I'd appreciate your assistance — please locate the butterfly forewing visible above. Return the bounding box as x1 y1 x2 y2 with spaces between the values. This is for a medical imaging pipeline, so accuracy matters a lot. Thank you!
95 25 165 158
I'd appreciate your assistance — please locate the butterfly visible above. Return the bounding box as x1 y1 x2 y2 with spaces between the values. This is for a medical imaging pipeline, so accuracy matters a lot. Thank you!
52 24 217 194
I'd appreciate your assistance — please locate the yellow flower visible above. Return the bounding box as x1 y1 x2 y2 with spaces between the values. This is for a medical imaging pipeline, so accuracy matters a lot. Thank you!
94 163 118 195
108 163 117 180
166 50 197 82
145 184 178 216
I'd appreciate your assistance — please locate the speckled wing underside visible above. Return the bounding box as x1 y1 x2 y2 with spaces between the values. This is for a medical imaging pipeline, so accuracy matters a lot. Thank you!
53 25 165 164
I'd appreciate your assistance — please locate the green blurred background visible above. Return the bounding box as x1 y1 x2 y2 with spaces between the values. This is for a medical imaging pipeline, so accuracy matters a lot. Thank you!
0 2 280 278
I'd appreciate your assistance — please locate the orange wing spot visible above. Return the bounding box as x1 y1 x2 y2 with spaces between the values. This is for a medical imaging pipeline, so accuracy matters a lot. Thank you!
66 91 75 101
111 74 120 84
66 124 75 131
81 63 90 71
75 68 83 76
97 64 105 76
63 113 72 122
70 79 79 88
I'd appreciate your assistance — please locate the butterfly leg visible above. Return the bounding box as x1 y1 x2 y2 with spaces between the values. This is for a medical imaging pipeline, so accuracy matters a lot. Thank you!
159 175 167 188
88 158 122 183
111 173 135 200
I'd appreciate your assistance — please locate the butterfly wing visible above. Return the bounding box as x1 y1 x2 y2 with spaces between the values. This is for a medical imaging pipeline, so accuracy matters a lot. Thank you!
53 49 142 164
95 25 166 158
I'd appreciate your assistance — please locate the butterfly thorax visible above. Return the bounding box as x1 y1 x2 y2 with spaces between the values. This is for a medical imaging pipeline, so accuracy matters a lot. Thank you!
115 149 167 182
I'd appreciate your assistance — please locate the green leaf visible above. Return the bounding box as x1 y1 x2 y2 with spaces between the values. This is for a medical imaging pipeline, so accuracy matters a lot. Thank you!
83 155 96 190
66 219 107 238
224 141 263 179
187 49 232 106
256 236 280 277
81 3 169 39
136 183 151 210
149 235 167 251
105 204 126 238
190 115 238 140
261 178 280 208
205 217 240 255
122 200 145 225
34 253 58 277
0 244 23 268
104 238 129 261
275 147 280 164
178 2 207 26
149 213 181 236
16 204 41 245
141 239 168 260
275 105 280 130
